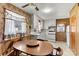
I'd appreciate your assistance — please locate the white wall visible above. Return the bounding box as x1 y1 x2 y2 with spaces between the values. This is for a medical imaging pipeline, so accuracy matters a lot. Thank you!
44 19 56 29
55 3 74 19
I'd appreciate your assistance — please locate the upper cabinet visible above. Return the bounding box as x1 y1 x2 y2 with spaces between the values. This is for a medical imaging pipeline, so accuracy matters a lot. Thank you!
70 4 77 26
31 14 44 33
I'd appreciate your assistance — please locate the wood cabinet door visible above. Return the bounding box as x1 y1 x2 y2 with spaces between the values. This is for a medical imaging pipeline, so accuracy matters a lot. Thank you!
56 32 66 41
70 15 77 55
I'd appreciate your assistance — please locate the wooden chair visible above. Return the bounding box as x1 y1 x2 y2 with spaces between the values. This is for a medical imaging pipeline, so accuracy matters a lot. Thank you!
5 50 14 56
53 47 63 56
48 47 63 56
2 40 14 56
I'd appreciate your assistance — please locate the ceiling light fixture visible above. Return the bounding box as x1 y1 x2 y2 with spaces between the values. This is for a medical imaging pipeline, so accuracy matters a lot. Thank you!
42 8 52 13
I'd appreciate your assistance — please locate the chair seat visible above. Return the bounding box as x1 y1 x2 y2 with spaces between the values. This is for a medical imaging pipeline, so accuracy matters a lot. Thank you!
19 52 31 56
19 52 27 56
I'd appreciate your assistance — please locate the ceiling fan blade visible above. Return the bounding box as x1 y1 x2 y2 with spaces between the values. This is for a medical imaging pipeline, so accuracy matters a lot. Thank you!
35 7 39 11
22 4 29 8
22 3 39 11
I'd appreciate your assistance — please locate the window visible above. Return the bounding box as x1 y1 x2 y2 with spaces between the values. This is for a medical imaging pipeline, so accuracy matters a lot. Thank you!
57 24 65 32
4 10 27 40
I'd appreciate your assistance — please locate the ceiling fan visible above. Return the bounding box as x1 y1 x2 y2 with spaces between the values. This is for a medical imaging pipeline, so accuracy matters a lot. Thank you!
22 3 39 11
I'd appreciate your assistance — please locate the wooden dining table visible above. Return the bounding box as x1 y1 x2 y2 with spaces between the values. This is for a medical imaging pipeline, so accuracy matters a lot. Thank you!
13 39 53 56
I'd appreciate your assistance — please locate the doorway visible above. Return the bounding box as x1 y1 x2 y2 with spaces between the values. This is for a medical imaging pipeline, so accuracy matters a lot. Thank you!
56 18 69 42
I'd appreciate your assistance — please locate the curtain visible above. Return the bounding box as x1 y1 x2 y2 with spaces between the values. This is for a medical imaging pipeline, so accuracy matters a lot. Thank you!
4 10 26 40
4 19 16 35
21 22 26 33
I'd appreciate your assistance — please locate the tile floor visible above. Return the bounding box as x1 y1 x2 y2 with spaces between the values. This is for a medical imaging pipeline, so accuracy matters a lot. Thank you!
50 41 74 56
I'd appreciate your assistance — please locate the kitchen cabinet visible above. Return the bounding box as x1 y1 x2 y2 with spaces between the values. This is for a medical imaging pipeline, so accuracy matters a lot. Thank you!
70 4 79 55
31 14 44 33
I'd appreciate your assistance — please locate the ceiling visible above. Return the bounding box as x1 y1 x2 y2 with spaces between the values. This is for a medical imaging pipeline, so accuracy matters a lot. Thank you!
12 3 75 20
